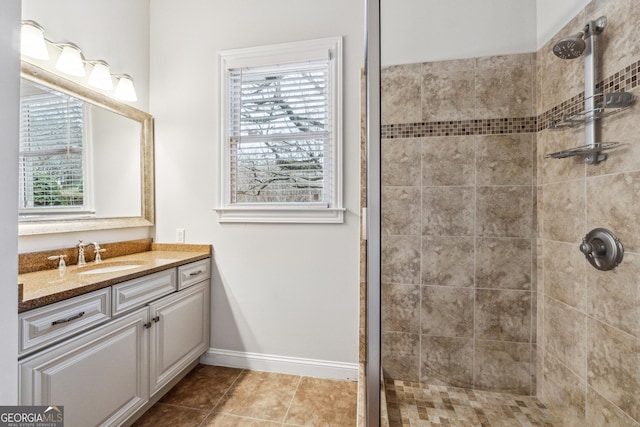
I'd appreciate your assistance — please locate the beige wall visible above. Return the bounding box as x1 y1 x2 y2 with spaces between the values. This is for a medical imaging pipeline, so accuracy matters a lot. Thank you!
150 0 363 374
537 0 640 425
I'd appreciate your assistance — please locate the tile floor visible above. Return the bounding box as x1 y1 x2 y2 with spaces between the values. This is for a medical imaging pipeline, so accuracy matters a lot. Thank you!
384 379 557 427
132 364 358 427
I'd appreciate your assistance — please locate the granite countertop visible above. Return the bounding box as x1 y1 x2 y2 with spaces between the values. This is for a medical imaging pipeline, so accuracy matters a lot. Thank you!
18 242 211 313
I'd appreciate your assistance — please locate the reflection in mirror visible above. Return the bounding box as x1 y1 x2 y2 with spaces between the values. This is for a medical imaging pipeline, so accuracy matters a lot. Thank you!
19 62 154 235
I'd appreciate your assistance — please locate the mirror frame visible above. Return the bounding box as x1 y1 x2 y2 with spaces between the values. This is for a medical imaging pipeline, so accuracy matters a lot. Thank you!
19 62 155 235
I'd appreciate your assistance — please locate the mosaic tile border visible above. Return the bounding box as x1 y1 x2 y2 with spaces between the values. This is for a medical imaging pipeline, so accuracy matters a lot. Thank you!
381 59 640 139
382 117 537 138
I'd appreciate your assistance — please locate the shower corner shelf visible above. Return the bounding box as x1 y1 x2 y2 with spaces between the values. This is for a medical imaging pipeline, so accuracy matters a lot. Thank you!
545 142 622 160
545 91 634 163
547 92 635 130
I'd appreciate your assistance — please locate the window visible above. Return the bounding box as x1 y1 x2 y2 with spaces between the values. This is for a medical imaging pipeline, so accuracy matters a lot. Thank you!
217 37 343 223
19 84 90 216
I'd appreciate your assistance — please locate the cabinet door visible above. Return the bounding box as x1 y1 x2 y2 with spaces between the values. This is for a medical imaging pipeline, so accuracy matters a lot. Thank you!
149 280 210 396
19 307 149 427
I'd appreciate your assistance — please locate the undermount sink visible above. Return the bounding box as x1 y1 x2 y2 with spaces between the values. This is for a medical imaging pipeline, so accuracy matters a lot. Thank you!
75 261 144 275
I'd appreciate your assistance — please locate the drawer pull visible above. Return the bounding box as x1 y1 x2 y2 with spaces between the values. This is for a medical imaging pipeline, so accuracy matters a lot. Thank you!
143 321 152 329
152 316 160 323
188 270 203 277
51 311 85 326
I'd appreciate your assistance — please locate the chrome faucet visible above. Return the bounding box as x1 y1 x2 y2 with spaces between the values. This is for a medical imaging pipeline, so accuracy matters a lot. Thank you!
89 242 106 263
77 240 87 266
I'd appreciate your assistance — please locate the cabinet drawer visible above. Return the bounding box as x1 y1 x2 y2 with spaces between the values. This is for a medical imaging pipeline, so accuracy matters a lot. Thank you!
19 288 110 358
177 259 210 289
112 269 176 316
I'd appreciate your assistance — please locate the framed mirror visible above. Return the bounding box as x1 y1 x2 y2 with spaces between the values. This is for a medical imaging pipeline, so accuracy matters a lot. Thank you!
18 62 154 235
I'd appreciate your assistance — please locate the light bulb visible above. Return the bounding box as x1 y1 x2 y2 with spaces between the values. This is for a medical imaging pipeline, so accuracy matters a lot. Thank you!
21 21 49 60
88 61 113 90
56 43 86 76
114 75 137 102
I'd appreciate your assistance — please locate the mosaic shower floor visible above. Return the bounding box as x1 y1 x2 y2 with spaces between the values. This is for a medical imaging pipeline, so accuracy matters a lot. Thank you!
385 379 557 427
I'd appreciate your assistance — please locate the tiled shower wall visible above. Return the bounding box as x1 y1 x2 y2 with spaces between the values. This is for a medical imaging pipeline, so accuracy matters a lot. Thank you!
379 0 640 424
380 53 538 395
537 0 640 425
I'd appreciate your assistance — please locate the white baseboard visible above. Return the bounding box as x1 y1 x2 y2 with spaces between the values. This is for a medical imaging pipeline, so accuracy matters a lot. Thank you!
200 348 358 381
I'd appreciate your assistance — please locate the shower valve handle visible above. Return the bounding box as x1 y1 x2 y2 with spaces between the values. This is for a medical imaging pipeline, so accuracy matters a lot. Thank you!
579 240 606 256
579 228 623 271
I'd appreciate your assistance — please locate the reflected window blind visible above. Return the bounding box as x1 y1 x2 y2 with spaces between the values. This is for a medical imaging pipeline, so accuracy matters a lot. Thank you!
228 58 331 205
19 92 85 210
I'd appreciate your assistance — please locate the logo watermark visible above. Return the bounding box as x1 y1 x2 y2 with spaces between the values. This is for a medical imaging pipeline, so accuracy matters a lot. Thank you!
0 406 63 427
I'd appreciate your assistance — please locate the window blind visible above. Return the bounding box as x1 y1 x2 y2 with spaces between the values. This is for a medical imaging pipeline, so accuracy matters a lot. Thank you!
19 91 85 210
228 59 331 205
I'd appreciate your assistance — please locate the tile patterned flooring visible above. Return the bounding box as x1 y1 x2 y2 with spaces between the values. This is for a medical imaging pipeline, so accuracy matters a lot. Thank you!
132 364 357 427
385 379 557 427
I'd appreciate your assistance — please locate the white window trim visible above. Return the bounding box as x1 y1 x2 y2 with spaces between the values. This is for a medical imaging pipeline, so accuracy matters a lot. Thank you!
216 37 344 224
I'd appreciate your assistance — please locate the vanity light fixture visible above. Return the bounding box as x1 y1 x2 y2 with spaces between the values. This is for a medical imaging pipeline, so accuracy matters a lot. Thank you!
20 20 137 102
88 60 114 90
21 21 49 60
114 74 138 102
55 43 86 77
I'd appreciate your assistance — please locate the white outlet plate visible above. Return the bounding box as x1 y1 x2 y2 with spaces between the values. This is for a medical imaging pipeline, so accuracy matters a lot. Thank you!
176 228 185 243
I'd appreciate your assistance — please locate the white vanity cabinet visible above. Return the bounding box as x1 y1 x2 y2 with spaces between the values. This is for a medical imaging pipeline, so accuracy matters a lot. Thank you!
18 258 211 427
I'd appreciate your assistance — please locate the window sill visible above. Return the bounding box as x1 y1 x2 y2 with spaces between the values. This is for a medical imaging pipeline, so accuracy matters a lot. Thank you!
214 206 345 224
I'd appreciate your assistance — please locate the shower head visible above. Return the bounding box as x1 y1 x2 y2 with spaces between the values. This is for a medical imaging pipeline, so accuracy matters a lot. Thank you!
552 32 586 59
